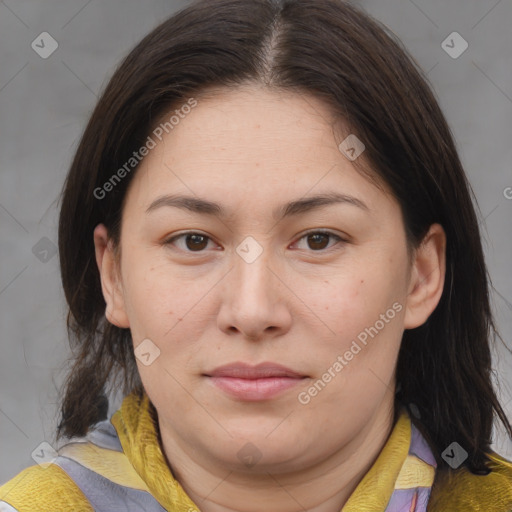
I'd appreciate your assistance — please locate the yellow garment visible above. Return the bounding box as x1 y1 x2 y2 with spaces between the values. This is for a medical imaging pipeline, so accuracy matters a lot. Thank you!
0 464 94 512
1 390 511 511
429 451 512 511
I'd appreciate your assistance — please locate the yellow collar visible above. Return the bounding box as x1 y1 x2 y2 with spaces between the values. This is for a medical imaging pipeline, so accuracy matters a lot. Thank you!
111 391 199 510
111 391 433 511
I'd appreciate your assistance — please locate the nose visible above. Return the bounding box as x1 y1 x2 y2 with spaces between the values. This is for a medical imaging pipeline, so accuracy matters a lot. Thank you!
216 244 292 341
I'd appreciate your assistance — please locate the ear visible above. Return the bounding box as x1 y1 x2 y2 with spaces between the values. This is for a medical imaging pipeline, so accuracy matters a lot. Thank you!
93 223 130 328
404 223 446 329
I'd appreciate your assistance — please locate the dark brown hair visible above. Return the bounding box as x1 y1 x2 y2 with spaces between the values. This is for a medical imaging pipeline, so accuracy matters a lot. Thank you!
56 0 511 474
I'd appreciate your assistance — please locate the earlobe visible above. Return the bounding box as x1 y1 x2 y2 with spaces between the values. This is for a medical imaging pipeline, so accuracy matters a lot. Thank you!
403 223 446 330
93 224 130 329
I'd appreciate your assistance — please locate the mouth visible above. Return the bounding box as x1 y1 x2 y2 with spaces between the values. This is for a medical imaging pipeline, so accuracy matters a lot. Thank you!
204 362 308 401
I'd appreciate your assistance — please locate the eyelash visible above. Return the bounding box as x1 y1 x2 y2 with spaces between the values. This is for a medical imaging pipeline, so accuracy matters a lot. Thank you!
163 230 347 254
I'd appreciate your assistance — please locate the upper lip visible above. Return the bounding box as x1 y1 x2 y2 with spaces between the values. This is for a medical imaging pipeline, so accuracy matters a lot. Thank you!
205 362 306 379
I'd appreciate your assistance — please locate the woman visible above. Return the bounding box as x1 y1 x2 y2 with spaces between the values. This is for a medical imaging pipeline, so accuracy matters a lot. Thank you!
1 0 511 510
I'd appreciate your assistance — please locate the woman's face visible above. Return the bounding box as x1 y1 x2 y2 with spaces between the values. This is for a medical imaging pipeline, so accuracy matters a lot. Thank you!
95 84 443 475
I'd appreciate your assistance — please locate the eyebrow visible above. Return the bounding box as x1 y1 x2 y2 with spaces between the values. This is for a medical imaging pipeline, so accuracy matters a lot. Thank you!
145 192 369 220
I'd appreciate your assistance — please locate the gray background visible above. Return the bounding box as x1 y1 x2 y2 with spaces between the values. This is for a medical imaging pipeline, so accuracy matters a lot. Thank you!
0 0 511 484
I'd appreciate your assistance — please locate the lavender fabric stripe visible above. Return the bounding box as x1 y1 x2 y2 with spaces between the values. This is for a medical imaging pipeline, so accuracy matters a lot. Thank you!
415 487 431 511
409 423 437 468
0 501 20 512
384 487 432 512
84 419 124 452
384 488 416 512
53 455 167 512
381 415 437 512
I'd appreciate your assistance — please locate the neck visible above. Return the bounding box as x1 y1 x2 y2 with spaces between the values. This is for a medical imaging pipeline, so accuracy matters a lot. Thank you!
158 401 396 512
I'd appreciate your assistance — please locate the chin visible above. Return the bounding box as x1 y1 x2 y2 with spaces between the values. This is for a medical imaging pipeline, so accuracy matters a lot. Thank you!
213 430 311 470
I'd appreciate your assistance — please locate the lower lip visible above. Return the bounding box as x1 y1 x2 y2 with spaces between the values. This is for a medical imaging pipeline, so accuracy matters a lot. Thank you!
208 376 305 401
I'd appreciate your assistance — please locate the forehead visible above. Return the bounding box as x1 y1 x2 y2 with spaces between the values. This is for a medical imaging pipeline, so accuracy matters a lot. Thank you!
164 85 340 159
123 84 392 217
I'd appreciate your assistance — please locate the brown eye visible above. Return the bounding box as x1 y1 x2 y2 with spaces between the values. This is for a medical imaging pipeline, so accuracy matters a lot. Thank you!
295 231 345 252
184 234 209 251
307 233 330 250
165 232 213 252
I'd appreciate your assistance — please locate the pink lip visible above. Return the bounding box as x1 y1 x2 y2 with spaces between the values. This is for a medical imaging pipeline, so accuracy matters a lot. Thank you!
205 362 307 401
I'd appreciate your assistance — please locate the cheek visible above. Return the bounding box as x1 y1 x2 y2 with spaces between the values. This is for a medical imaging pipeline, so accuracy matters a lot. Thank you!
119 256 175 344
121 255 214 354
307 271 405 369
314 275 384 332
299 279 404 415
